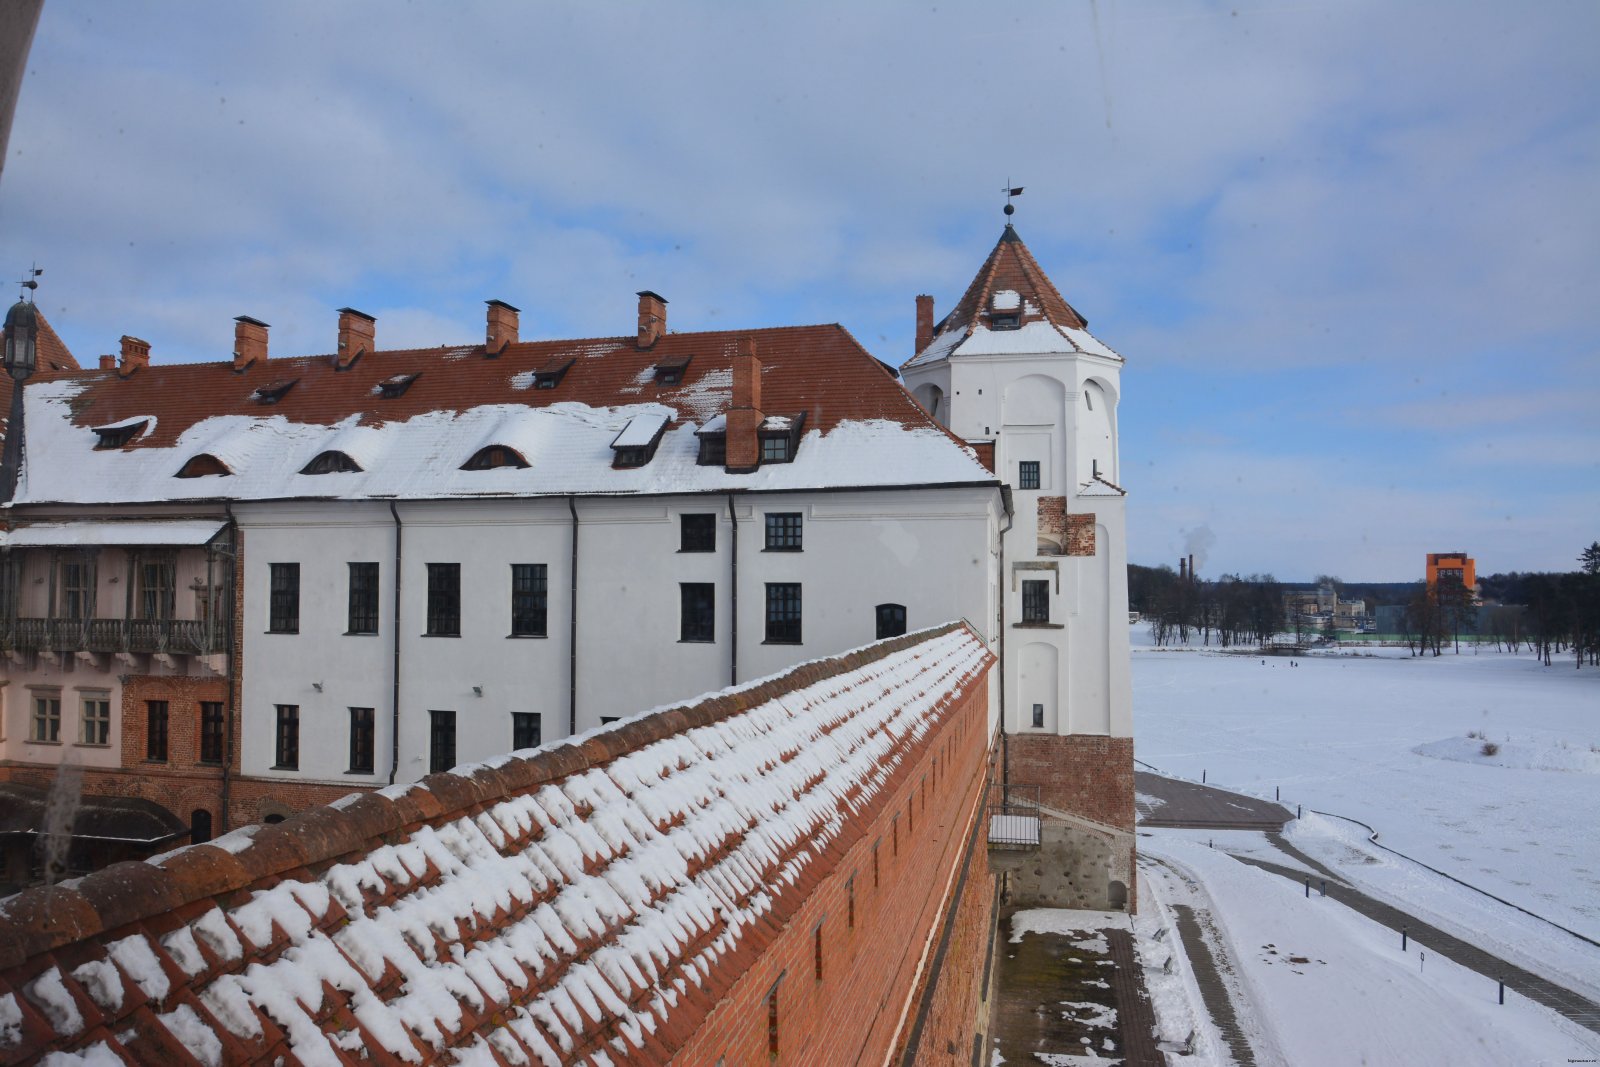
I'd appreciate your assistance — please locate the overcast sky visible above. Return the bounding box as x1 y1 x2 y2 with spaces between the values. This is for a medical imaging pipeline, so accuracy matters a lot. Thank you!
2 1 1595 581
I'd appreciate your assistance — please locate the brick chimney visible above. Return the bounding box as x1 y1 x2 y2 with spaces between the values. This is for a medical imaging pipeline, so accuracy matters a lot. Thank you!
725 337 764 473
336 308 375 370
486 299 519 357
636 291 667 349
98 355 115 370
915 294 934 355
118 335 150 377
233 316 269 372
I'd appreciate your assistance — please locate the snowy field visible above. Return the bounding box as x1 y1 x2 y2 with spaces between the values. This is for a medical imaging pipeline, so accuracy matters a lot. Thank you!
1132 633 1600 945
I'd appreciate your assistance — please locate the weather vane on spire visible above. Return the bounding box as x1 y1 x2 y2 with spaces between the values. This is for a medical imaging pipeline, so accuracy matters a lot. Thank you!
1003 182 1024 219
17 265 41 301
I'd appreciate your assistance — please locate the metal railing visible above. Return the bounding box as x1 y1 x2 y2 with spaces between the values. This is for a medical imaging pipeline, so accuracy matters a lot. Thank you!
987 782 1042 850
0 616 225 655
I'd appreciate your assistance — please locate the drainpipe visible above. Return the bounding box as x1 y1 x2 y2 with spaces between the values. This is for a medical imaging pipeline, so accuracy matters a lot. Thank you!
220 504 237 832
997 485 1013 791
388 502 403 785
726 494 738 686
568 497 579 736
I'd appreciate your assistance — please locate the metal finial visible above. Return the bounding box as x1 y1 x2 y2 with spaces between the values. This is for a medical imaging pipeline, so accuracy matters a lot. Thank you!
18 265 41 299
1002 182 1024 219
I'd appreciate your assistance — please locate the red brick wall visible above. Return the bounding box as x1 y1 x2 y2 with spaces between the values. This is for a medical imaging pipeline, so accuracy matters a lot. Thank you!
1065 513 1095 557
1007 734 1133 832
674 670 994 1066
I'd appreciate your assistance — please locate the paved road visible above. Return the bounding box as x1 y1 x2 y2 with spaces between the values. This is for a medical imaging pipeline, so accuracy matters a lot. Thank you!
1137 771 1600 1037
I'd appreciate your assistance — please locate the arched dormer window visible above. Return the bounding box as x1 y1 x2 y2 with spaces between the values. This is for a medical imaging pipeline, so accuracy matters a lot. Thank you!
175 453 232 478
461 445 529 471
300 450 362 475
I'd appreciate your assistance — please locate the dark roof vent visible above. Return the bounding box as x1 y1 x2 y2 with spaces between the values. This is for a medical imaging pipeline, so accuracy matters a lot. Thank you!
377 372 420 398
461 445 530 471
91 418 149 450
300 451 363 475
175 453 232 478
653 356 691 385
251 379 298 405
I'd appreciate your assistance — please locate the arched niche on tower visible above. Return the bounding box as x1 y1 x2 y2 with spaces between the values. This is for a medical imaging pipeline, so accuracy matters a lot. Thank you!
1077 377 1117 486
1016 640 1061 733
1002 374 1066 493
912 382 947 426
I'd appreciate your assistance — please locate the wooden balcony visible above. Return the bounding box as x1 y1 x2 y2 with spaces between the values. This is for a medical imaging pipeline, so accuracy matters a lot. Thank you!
0 617 226 655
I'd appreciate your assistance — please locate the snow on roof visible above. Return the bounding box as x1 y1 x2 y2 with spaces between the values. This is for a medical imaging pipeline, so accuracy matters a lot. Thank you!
1077 474 1128 497
610 411 670 450
991 289 1021 311
14 324 994 506
0 623 993 1066
0 519 226 547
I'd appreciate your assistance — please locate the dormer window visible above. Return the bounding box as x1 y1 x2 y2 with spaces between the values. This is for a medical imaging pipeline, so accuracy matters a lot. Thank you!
378 372 419 399
610 413 669 469
251 379 298 405
757 412 805 465
301 450 362 475
532 358 573 390
462 445 530 471
175 454 231 478
989 314 1020 330
696 434 726 466
91 418 149 450
653 356 691 385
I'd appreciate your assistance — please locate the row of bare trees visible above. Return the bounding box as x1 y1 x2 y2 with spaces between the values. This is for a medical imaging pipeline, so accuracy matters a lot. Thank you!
1130 565 1285 648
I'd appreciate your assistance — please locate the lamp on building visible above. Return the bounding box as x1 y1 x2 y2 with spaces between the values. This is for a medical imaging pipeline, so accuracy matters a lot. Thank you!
1 281 41 502
472 686 483 698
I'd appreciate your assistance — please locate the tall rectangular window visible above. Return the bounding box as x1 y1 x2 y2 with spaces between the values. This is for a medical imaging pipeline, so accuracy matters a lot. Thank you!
429 710 456 774
79 696 111 745
269 563 300 633
347 562 380 634
426 563 461 636
875 603 907 640
60 560 93 620
765 583 802 644
1031 703 1045 728
510 564 547 637
1018 460 1040 490
31 695 61 743
139 559 175 621
767 984 780 1057
512 712 541 750
680 583 715 642
274 705 299 770
680 513 716 552
146 700 169 761
1022 579 1050 623
348 707 375 773
764 513 802 551
813 923 824 980
199 702 224 763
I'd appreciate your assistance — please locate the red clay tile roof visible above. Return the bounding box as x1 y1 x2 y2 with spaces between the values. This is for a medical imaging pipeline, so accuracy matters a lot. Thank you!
0 624 993 1067
937 226 1087 339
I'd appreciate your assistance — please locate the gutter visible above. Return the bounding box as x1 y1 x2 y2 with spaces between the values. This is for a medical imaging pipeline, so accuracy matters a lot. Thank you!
726 493 738 686
568 496 579 737
388 501 403 785
220 503 238 832
996 485 1013 789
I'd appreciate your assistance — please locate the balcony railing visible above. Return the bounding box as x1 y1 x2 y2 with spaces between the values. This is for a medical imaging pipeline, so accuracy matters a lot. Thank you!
987 782 1042 851
0 617 226 655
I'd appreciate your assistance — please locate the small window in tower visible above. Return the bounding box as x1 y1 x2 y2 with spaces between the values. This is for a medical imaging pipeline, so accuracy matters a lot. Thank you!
1018 461 1040 490
990 313 1020 330
1032 703 1045 728
1084 390 1094 411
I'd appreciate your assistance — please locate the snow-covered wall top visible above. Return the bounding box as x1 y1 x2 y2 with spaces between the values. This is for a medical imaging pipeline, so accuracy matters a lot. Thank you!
12 323 993 506
0 622 993 1066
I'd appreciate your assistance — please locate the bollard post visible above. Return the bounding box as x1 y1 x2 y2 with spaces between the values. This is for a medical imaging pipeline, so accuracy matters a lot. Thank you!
1297 804 1302 820
1304 878 1310 898
1401 927 1408 951
1276 786 1280 801
1202 769 1207 784
1320 880 1327 897
1498 980 1504 1005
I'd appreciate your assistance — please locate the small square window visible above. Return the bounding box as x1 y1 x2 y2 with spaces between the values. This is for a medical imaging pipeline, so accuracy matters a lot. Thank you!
764 513 802 551
1022 580 1050 624
1018 461 1040 491
512 712 542 750
80 697 111 746
761 435 791 463
680 513 716 552
681 583 715 642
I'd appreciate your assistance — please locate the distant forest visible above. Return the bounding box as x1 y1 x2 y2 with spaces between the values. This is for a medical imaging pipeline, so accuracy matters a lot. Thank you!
1128 540 1599 667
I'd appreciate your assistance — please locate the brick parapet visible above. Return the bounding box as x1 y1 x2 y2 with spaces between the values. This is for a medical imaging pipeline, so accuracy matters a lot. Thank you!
1006 733 1134 833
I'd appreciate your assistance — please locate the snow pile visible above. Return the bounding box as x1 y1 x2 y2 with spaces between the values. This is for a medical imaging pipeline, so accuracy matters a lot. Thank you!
25 626 988 1066
1412 735 1600 774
